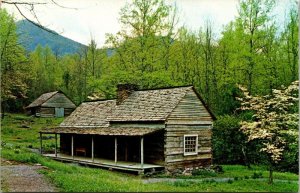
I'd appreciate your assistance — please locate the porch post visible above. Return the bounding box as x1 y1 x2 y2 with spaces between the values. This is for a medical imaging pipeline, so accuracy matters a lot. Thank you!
40 133 43 154
91 135 94 162
114 137 117 164
55 133 57 157
71 135 74 159
141 136 144 168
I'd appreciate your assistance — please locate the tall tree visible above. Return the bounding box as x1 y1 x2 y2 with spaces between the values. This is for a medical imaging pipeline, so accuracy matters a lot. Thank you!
106 0 177 80
281 2 298 82
233 0 275 94
0 9 29 114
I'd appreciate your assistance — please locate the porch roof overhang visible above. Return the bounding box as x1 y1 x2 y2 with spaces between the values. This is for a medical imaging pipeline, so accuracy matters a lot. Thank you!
40 126 163 136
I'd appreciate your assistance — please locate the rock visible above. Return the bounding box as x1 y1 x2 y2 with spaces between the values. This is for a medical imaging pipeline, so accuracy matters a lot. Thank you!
34 163 42 166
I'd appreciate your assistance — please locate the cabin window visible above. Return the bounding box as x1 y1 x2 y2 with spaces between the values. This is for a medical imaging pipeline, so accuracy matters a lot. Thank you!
184 135 198 156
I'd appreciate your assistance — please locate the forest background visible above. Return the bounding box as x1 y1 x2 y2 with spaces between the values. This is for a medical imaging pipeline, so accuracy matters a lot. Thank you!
1 0 298 174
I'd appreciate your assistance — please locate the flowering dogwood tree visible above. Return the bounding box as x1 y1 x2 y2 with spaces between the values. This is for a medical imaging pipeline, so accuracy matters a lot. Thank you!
237 80 298 184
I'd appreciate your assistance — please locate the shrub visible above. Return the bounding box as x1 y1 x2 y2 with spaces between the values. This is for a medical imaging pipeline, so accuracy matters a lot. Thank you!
212 115 247 164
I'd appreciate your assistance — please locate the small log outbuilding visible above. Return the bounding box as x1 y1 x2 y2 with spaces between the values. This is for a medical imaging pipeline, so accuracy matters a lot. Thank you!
26 91 76 117
40 84 216 174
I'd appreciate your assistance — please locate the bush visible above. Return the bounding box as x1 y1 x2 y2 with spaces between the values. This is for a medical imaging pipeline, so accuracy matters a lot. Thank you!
212 115 247 164
275 135 298 174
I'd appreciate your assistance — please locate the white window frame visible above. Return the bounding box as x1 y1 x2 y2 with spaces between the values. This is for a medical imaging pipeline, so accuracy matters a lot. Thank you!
183 134 198 156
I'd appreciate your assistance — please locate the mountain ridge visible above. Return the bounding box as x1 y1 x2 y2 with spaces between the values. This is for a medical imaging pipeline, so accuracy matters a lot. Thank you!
16 20 86 56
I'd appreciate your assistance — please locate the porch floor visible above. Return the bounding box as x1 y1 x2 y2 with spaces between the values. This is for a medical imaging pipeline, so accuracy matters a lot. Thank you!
43 153 164 174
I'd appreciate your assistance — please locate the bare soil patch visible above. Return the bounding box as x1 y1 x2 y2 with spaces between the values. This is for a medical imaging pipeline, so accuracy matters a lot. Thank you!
1 159 58 192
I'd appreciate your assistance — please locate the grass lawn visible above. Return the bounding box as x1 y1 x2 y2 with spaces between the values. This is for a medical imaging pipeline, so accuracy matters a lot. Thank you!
1 113 298 192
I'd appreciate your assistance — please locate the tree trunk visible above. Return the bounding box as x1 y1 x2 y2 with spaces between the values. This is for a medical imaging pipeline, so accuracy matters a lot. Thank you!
242 146 251 169
269 165 273 184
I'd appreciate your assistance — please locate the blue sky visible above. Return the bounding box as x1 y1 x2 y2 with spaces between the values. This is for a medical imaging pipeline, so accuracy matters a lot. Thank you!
2 0 296 47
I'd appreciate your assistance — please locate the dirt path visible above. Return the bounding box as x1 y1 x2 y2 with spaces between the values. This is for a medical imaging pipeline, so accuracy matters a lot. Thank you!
1 159 58 192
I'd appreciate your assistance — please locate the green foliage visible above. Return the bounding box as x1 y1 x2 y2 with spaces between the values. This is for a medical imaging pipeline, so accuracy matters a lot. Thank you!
3 0 299 117
212 115 247 164
0 9 30 113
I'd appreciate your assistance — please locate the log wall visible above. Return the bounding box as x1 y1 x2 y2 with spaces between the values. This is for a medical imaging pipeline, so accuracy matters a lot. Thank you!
40 107 55 117
165 89 213 173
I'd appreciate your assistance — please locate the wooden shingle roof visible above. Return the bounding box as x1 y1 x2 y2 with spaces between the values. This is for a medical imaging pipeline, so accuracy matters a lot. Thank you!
40 127 162 136
60 100 116 127
43 85 215 135
108 86 192 121
26 91 58 108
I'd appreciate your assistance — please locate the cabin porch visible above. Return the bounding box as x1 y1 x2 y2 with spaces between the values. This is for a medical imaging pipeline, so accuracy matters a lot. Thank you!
43 153 164 174
39 130 165 174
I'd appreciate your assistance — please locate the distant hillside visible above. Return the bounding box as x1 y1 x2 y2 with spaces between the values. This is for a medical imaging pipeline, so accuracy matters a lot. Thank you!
16 20 86 56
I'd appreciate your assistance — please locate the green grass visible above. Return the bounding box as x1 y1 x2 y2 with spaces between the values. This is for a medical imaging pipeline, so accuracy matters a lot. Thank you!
1 113 298 192
1 113 63 151
217 165 298 181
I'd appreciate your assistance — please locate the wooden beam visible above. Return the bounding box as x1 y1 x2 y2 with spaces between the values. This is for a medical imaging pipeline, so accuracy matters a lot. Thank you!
125 141 128 162
115 137 117 164
71 135 74 159
141 136 144 168
91 135 94 162
55 134 57 157
40 133 43 154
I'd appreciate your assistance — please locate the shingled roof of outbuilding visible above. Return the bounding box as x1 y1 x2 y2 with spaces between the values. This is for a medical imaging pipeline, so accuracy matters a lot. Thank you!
26 91 58 108
108 86 193 121
60 100 116 127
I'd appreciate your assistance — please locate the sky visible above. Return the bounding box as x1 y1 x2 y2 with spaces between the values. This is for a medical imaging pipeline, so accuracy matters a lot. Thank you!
2 0 295 47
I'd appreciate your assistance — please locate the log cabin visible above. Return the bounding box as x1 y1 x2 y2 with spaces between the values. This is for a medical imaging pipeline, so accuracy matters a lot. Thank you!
26 91 76 117
40 84 216 174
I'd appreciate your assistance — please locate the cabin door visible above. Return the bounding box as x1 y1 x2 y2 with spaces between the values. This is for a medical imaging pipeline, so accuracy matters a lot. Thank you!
55 107 64 117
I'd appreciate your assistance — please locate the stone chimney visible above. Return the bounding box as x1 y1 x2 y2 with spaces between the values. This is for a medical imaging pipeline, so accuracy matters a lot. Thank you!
117 84 138 105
